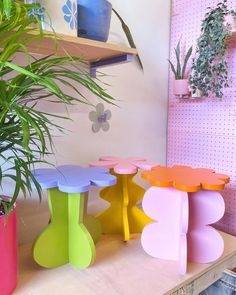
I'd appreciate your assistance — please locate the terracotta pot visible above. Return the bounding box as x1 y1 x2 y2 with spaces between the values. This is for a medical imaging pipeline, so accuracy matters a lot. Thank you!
0 210 18 295
173 79 190 97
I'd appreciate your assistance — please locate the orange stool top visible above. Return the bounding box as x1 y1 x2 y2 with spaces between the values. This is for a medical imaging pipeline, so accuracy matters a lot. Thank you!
142 165 230 192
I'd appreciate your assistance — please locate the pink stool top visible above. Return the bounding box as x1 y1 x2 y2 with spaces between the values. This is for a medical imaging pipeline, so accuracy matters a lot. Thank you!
90 156 159 175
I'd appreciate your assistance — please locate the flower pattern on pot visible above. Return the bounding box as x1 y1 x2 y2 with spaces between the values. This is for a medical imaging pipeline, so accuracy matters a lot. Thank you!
89 103 111 133
62 0 77 30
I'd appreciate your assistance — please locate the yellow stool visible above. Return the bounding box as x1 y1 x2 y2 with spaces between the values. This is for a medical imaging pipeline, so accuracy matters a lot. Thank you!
90 157 158 241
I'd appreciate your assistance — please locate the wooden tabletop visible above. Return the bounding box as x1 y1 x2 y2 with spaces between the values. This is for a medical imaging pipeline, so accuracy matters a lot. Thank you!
14 230 236 295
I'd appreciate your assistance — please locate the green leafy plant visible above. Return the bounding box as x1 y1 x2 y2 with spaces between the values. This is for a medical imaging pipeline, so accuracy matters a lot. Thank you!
189 0 231 98
168 40 193 80
0 0 115 213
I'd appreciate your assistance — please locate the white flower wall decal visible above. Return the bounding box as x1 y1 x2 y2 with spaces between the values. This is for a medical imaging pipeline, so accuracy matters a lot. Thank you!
89 103 112 133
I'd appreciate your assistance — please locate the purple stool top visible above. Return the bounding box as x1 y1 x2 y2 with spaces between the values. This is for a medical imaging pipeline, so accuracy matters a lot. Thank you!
90 156 159 175
32 165 116 193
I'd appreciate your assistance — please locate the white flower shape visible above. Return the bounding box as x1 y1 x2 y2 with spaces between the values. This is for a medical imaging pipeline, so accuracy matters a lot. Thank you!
89 103 112 133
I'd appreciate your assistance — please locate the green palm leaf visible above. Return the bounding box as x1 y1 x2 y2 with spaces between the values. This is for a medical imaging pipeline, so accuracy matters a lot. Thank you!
0 0 116 213
3 0 12 17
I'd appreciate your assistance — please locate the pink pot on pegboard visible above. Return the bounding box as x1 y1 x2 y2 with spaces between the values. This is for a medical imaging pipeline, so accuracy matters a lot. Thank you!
173 79 190 97
224 14 236 30
0 210 18 295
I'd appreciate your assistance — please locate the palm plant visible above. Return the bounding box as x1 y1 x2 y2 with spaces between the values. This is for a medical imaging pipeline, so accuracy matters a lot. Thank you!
0 0 115 213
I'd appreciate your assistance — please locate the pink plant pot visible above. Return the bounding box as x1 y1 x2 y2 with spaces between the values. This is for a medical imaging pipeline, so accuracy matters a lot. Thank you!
173 79 190 96
0 210 18 295
224 14 236 30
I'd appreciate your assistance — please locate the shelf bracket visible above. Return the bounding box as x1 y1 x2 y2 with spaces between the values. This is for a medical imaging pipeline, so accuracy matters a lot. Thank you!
90 54 134 78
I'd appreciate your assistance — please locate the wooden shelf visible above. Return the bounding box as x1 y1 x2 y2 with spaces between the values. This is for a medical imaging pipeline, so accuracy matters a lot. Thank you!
24 30 138 76
26 31 138 62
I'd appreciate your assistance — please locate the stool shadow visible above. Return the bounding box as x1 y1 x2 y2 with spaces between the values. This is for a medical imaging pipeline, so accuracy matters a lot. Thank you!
94 234 140 266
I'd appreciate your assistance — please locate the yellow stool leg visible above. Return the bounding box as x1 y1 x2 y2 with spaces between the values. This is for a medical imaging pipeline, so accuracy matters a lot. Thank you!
96 171 152 241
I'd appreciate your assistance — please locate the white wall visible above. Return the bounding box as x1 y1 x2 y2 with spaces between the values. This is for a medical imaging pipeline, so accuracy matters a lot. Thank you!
16 0 171 244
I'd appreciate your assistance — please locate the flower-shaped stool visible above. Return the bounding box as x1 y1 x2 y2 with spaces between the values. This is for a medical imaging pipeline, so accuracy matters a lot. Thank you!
90 157 158 241
32 165 116 269
141 165 230 274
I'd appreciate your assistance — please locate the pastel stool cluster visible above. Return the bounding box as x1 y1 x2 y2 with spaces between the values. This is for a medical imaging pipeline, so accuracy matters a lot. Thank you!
32 165 116 269
90 156 158 241
141 165 230 274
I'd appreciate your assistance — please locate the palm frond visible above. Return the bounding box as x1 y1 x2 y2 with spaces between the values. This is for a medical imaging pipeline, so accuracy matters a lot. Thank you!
0 0 116 213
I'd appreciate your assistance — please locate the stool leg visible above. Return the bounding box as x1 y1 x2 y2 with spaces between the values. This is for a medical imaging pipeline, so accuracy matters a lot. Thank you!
33 189 97 269
83 193 101 244
187 190 225 263
127 175 153 234
97 172 151 241
122 175 130 241
33 188 69 268
96 173 125 238
68 193 96 269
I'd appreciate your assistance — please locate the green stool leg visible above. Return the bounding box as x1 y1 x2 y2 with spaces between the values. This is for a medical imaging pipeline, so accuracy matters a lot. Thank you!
33 188 69 268
83 194 102 244
33 189 99 269
68 193 96 269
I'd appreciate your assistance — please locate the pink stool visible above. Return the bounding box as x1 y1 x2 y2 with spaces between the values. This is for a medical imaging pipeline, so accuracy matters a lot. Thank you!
90 156 158 241
141 165 230 274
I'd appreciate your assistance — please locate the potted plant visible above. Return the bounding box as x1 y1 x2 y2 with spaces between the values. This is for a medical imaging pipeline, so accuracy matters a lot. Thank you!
76 1 143 69
0 198 17 295
0 1 115 294
77 0 112 42
189 0 231 98
168 40 193 97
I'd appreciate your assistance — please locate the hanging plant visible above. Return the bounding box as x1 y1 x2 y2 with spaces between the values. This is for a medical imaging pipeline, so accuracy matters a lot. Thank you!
189 0 232 98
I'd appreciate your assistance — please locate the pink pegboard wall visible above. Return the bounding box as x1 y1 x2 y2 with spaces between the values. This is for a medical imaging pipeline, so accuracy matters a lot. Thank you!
167 0 236 235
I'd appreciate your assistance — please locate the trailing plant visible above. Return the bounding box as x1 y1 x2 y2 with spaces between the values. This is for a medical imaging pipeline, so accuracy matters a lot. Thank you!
112 8 143 70
168 40 193 80
189 0 231 98
0 0 115 214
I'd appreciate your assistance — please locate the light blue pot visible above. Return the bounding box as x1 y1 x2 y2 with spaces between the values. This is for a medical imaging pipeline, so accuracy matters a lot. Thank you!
77 0 112 42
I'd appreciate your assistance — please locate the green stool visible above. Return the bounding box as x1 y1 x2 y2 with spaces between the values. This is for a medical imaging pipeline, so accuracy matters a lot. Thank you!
32 165 116 269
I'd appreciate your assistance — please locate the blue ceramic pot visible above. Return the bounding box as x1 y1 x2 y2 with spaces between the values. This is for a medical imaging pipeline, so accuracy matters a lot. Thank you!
77 0 112 42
